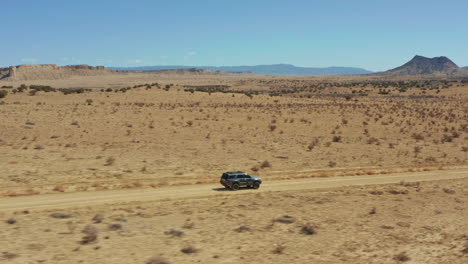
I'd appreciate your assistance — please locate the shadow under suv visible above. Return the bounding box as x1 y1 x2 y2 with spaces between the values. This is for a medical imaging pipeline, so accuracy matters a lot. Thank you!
220 171 262 190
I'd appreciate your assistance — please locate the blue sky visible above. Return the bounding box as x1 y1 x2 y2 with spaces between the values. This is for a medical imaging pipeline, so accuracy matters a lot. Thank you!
2 0 467 71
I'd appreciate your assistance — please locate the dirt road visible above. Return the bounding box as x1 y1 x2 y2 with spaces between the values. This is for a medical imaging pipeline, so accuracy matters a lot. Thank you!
0 168 466 213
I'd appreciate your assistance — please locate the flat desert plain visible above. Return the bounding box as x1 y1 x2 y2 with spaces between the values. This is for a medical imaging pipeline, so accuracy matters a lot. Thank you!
0 72 467 263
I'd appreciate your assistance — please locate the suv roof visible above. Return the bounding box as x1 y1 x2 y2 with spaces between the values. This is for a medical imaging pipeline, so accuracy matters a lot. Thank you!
223 171 247 175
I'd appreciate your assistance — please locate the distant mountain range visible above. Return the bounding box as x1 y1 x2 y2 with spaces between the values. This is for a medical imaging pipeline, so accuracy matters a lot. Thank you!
110 64 373 75
380 55 466 76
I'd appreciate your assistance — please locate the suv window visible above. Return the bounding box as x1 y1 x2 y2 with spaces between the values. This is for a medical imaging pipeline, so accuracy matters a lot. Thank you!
228 175 236 179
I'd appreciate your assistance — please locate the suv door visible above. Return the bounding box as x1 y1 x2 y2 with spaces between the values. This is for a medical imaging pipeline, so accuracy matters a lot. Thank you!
244 175 253 185
237 175 247 186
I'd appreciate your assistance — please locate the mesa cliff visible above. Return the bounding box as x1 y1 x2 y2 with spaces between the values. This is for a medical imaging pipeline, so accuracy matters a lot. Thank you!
0 64 112 81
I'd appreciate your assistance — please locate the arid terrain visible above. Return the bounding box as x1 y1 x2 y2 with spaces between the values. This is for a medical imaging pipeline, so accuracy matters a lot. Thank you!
0 70 467 263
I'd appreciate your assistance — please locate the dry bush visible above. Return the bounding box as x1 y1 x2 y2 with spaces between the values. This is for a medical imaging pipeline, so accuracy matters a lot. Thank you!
234 225 250 233
332 136 342 143
146 257 170 264
251 166 259 172
53 185 66 192
80 225 98 244
273 215 295 224
260 160 271 168
2 252 17 259
442 188 455 194
299 223 316 235
411 133 424 141
328 161 337 168
104 157 115 166
164 229 184 237
108 223 122 231
49 213 72 219
6 218 16 224
269 124 277 132
393 252 410 262
413 146 422 156
182 221 194 229
180 246 199 254
307 138 320 151
272 244 286 254
92 214 104 223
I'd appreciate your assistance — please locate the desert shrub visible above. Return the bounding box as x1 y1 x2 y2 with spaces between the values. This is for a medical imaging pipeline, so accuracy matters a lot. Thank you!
2 252 17 259
393 252 410 262
6 218 16 224
180 246 199 254
299 224 316 235
307 138 320 151
92 214 104 223
164 229 184 237
272 244 286 254
442 188 455 194
411 133 424 141
0 90 7 98
146 257 170 264
18 84 28 92
366 137 379 145
328 161 337 167
58 88 90 95
30 85 55 92
269 124 277 132
49 213 72 219
1 85 13 88
86 99 93 105
441 134 453 142
234 225 250 233
273 215 295 224
80 225 98 244
108 224 122 231
260 160 271 168
104 157 115 166
413 146 422 155
332 136 342 142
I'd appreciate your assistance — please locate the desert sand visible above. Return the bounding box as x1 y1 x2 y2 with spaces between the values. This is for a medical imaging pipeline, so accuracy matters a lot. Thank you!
0 71 466 263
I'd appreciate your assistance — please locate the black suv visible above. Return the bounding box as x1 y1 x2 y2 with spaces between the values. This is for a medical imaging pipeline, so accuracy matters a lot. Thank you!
220 171 262 190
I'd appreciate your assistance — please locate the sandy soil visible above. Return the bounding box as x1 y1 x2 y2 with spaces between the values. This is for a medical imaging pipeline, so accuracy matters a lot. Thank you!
0 72 466 263
0 175 466 264
0 73 466 196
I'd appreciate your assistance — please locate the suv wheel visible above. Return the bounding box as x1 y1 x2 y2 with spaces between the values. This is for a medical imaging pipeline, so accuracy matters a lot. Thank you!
231 183 240 190
252 182 260 189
